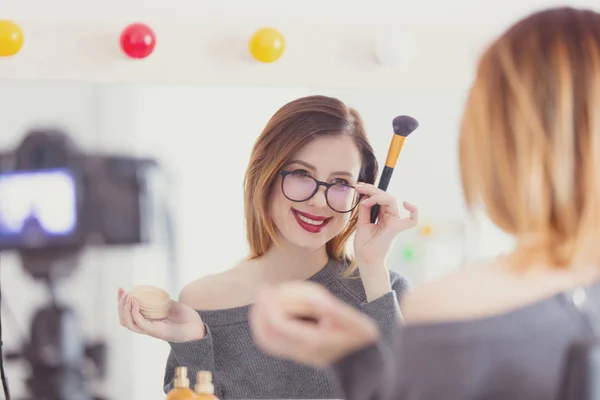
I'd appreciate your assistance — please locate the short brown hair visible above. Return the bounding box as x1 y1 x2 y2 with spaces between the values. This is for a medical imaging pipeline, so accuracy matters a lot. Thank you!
243 95 377 269
459 7 600 267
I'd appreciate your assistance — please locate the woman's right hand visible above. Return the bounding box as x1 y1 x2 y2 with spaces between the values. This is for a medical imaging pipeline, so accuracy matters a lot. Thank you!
117 287 206 343
250 282 380 368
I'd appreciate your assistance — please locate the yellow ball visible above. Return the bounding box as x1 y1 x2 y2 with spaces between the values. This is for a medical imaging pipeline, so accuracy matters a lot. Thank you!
0 20 24 57
248 27 285 63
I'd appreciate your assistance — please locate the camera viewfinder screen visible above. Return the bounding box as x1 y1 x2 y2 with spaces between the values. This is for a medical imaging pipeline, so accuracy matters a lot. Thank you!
0 169 77 240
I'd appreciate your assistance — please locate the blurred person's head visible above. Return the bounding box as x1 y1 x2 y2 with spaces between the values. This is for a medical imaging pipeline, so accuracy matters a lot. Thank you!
459 7 600 268
244 95 377 270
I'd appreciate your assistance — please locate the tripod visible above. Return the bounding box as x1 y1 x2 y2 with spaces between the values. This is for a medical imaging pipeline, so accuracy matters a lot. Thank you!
5 250 106 400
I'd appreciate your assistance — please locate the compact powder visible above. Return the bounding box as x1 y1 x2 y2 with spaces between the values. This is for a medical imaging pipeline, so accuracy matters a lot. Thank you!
130 285 171 321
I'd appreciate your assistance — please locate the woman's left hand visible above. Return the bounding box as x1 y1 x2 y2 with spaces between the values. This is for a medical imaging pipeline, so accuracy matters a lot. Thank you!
353 183 418 268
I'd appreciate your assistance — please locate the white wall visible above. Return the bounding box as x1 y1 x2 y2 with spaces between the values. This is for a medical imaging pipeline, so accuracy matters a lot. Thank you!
1 0 598 88
0 19 476 89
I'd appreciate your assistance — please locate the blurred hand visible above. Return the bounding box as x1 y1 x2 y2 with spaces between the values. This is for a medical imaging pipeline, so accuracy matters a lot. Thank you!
354 183 418 267
249 282 380 368
117 287 205 343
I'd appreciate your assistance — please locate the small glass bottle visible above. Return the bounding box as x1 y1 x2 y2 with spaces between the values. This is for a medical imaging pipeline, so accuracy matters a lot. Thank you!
194 371 219 400
166 366 197 400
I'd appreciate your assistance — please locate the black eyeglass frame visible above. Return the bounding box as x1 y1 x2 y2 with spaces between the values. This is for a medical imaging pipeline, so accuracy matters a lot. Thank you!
279 170 362 214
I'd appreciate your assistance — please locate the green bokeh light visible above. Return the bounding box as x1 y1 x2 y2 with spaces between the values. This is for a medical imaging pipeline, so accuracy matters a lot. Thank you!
401 246 416 261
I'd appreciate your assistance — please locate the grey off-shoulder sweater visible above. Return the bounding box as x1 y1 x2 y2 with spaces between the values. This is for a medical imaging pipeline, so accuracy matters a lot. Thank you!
163 258 408 399
332 281 600 400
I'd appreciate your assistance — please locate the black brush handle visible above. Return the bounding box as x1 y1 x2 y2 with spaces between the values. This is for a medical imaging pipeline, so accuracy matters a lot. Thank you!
370 166 394 223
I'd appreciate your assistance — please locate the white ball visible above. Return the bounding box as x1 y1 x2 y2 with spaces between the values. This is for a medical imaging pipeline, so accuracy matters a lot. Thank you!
374 32 417 68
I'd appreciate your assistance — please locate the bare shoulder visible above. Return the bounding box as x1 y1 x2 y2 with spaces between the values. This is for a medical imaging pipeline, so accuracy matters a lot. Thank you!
400 262 505 324
400 258 600 326
179 260 256 311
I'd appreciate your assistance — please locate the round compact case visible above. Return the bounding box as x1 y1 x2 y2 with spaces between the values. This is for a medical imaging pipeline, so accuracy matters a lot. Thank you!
130 285 171 321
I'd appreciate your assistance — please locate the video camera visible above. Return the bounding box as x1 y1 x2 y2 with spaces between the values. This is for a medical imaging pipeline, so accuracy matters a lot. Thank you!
0 128 166 400
0 127 158 253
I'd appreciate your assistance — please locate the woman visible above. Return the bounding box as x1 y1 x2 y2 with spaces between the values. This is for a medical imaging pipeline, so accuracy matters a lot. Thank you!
250 6 600 400
117 95 418 399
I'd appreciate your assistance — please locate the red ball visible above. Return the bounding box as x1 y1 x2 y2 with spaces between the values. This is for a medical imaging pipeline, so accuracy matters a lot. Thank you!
120 23 156 59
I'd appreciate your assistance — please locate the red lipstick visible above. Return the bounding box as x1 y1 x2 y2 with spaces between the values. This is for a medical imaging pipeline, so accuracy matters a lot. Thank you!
291 208 331 233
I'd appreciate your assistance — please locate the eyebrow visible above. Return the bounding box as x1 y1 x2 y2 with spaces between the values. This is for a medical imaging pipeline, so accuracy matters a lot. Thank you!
285 159 355 178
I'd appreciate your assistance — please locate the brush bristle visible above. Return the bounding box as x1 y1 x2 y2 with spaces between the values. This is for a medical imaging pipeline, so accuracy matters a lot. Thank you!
392 115 419 137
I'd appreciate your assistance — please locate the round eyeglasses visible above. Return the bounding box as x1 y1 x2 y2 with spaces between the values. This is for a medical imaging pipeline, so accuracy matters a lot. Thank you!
279 170 361 213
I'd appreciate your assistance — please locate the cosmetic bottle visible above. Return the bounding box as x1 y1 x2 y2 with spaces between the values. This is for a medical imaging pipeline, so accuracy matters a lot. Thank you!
194 371 219 400
167 366 196 400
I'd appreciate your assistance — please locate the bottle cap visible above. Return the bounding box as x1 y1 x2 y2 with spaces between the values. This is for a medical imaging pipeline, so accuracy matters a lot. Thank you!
195 371 214 394
174 366 190 388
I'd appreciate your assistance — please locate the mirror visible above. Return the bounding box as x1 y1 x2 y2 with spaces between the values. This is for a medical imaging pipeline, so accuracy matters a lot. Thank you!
0 80 514 399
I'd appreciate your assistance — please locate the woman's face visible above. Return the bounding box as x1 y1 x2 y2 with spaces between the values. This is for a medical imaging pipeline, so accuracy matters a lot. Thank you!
269 135 363 252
